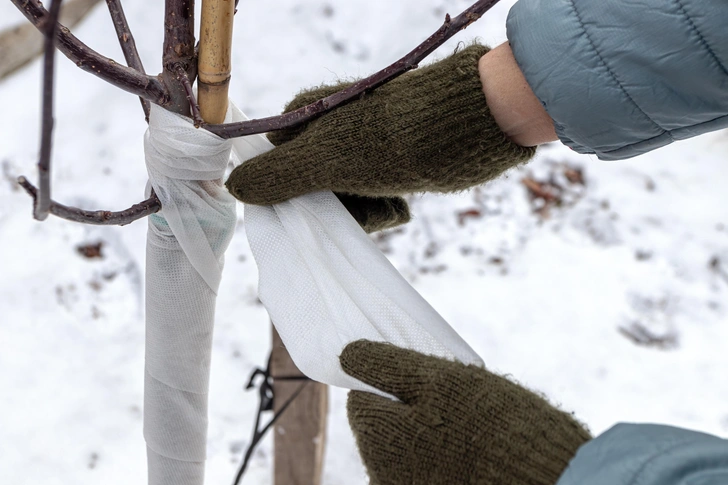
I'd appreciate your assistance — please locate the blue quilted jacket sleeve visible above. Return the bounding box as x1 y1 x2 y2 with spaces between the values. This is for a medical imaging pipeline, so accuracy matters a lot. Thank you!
506 0 728 160
555 423 728 485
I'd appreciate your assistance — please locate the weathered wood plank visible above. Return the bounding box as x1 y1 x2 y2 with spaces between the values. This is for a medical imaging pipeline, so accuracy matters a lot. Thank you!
271 327 328 485
0 0 102 80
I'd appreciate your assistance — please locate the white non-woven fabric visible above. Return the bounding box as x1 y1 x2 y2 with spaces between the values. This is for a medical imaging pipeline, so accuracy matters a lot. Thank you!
144 104 236 485
229 105 485 398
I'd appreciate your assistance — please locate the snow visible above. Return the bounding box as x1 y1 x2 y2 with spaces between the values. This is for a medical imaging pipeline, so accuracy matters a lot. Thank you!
0 0 726 484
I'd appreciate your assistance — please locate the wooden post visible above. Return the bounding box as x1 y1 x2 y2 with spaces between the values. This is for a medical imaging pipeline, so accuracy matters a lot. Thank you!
271 328 328 485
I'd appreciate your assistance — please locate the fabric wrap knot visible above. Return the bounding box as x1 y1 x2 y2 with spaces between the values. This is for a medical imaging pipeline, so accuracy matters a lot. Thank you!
144 104 235 292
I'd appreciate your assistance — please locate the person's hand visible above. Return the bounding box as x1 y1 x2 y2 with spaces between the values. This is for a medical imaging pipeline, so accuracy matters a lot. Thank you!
225 44 535 231
339 340 591 485
257 82 412 233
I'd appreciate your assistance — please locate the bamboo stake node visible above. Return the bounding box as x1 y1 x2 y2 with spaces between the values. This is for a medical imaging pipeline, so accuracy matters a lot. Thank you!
198 0 235 123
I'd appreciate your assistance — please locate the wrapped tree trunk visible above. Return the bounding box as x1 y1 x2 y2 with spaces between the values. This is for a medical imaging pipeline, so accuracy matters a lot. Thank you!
143 1 236 484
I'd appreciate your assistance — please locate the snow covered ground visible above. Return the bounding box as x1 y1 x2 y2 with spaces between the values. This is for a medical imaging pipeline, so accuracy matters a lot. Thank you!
0 0 726 484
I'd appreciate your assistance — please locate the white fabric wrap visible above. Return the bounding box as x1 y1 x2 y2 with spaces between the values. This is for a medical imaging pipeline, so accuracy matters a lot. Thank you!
143 104 235 485
230 106 485 399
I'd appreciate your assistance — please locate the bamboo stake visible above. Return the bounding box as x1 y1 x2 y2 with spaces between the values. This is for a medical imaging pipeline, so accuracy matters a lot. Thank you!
198 4 329 483
198 0 235 123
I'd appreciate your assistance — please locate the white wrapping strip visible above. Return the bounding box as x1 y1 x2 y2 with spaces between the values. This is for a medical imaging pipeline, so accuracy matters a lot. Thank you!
143 104 236 485
230 106 484 400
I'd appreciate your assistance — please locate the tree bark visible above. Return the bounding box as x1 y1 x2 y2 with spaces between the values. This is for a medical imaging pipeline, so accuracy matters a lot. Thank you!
161 0 196 115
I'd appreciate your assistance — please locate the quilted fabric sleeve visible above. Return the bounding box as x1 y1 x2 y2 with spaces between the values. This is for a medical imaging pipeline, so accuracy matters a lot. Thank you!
556 423 728 485
507 0 728 160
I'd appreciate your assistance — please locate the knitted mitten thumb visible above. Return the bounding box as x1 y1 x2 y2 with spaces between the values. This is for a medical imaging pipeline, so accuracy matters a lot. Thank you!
252 83 411 233
340 340 591 485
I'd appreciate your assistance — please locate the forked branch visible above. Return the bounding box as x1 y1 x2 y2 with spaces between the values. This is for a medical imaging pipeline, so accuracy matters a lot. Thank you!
10 0 168 103
175 64 204 127
18 0 162 225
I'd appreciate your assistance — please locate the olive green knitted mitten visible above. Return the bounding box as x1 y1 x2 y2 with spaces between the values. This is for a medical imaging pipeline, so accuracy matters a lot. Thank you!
340 340 591 485
265 82 354 146
225 43 535 205
264 83 411 233
334 193 410 233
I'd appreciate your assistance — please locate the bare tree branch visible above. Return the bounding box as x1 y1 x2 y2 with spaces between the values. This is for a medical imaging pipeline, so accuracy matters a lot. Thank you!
13 0 196 226
12 0 500 136
175 64 203 127
33 0 63 221
105 0 151 120
13 0 498 226
18 0 163 225
10 0 168 104
18 176 161 225
205 0 503 139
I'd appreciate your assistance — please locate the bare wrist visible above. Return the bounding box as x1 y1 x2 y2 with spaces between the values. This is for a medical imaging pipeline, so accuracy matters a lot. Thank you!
478 42 558 147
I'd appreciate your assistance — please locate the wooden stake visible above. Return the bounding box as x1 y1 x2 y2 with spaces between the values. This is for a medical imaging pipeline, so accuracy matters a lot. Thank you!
271 328 328 485
197 0 235 123
199 2 330 483
199 3 330 482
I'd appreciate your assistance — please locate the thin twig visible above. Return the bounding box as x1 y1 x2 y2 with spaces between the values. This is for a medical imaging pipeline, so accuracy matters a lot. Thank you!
521 177 560 202
175 64 203 127
18 176 161 226
709 256 728 285
10 0 168 104
34 0 63 221
206 0 502 138
618 323 678 350
105 0 151 120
